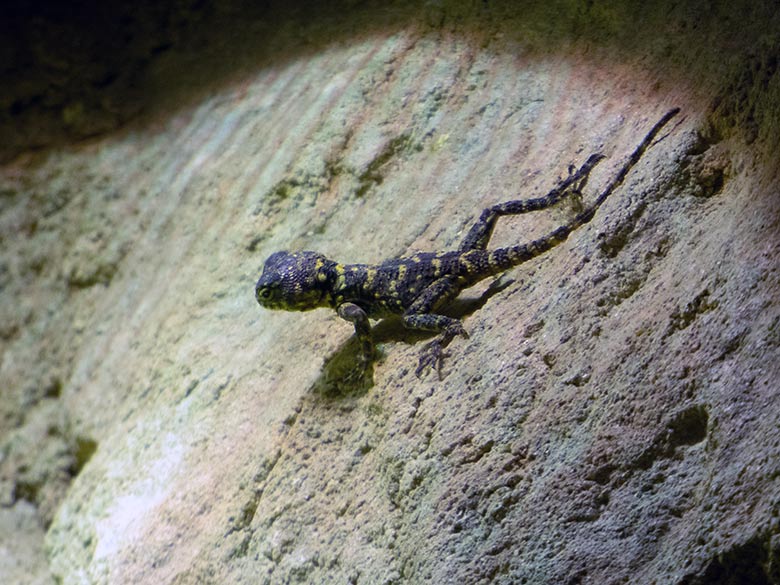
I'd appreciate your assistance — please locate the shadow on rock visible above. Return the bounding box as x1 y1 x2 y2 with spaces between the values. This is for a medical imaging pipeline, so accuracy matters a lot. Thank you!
311 276 515 397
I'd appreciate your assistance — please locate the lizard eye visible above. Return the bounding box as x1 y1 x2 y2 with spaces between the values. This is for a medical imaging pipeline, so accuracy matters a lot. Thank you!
256 286 274 303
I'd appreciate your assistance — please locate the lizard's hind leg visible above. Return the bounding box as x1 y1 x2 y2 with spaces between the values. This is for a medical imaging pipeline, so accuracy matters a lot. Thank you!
458 153 605 252
402 276 469 377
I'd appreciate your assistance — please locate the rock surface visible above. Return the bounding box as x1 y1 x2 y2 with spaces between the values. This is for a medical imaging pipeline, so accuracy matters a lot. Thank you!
1 1 779 583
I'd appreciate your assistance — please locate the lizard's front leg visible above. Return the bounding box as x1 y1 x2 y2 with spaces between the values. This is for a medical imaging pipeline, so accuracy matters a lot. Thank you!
337 302 374 370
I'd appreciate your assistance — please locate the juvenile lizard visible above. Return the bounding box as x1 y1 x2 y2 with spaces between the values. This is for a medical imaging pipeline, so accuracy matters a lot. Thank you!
255 108 679 377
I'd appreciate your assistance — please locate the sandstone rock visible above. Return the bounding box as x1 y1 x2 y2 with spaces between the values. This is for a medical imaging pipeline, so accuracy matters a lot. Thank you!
0 1 778 583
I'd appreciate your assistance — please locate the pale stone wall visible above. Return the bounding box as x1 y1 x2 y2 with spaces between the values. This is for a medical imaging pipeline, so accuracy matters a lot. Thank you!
1 1 778 583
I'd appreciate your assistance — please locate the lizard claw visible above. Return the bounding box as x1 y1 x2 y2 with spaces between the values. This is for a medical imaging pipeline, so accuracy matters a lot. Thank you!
415 324 469 378
415 339 444 378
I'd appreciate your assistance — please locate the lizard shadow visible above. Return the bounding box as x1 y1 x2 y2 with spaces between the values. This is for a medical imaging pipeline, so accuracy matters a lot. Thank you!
311 275 515 398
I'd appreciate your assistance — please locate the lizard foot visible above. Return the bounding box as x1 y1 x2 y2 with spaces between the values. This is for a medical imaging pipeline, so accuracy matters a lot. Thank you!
415 324 469 378
415 338 446 379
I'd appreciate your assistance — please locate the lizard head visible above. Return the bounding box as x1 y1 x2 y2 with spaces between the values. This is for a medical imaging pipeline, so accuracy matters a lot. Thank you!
255 251 334 311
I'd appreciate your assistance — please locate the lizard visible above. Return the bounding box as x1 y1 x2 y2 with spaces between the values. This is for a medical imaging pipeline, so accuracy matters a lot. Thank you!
255 108 679 378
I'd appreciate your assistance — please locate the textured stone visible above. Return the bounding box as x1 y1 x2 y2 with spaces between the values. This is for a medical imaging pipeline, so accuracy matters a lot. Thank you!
0 1 778 584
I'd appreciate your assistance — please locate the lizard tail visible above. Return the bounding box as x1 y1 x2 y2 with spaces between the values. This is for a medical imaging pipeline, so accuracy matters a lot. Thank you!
485 107 681 274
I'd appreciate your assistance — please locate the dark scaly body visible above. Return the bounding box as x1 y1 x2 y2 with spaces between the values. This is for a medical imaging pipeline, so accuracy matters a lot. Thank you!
255 109 680 376
326 244 570 316
329 249 531 317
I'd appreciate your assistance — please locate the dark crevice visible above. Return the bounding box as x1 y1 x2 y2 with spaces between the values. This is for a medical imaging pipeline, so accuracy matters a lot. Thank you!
634 404 709 470
678 535 774 585
664 404 709 448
